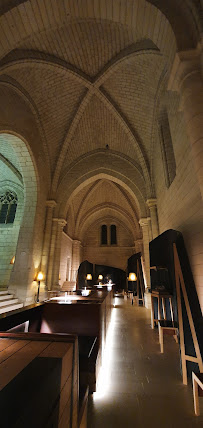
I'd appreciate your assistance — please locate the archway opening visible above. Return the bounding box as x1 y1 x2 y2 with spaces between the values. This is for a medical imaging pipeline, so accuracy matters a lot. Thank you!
0 133 38 301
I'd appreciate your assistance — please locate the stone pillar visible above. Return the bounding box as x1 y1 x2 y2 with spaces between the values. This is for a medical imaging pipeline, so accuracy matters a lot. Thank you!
46 219 58 290
71 240 81 283
168 46 203 199
52 219 67 289
139 218 151 309
41 200 57 281
146 199 159 239
147 217 153 242
134 239 143 253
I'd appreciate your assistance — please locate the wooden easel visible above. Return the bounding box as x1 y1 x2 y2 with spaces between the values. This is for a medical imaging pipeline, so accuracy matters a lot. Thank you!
173 243 203 385
134 259 145 306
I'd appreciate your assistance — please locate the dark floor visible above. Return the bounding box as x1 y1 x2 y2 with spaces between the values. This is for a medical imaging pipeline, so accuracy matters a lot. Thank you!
87 297 203 428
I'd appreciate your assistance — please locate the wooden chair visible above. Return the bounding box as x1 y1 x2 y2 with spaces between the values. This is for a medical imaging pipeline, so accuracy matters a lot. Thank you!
151 290 174 329
192 372 203 416
158 320 178 353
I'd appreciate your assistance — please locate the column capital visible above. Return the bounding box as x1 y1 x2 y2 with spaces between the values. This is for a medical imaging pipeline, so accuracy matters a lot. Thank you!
53 218 67 227
46 200 57 208
139 218 149 227
72 239 81 246
167 44 201 92
146 198 157 209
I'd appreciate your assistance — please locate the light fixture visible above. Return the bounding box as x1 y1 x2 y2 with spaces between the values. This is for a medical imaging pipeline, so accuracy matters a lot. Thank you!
98 274 103 281
10 256 15 264
128 272 137 305
86 273 92 281
35 271 44 303
128 272 137 281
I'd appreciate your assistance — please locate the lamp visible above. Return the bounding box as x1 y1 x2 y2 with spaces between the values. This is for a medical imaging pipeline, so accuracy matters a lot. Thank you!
98 274 103 281
128 272 137 305
86 274 92 281
10 256 15 264
128 272 137 282
35 271 44 303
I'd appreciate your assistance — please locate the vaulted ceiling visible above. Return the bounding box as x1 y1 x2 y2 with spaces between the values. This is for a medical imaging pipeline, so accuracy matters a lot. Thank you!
0 0 201 237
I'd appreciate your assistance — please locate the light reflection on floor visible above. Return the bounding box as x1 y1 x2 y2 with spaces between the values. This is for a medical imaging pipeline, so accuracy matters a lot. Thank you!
88 297 203 428
93 299 117 400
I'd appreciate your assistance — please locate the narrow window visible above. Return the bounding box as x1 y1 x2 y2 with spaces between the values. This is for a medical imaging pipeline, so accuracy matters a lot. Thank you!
0 191 18 224
110 225 117 245
101 225 107 245
159 110 176 188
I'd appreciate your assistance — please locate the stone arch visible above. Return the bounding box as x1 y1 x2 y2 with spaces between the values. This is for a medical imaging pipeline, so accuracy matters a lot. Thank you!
1 0 199 65
0 132 39 303
73 179 140 236
79 204 138 242
57 152 148 218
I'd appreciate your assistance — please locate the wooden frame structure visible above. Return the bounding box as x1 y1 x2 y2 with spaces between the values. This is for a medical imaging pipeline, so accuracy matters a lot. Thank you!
192 372 203 416
173 243 203 385
134 259 145 306
151 290 174 329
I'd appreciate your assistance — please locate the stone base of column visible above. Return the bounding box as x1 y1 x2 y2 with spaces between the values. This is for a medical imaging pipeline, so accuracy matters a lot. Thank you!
52 283 61 291
144 290 151 309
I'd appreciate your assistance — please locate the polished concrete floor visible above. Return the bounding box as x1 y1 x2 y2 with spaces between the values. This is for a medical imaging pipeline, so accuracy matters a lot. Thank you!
87 297 203 428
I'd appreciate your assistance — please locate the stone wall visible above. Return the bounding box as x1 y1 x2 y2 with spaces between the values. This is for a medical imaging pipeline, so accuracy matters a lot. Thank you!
154 92 203 311
59 232 73 287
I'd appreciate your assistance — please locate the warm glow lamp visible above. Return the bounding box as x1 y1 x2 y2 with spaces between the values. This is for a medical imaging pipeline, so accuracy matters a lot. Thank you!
86 274 92 281
98 274 103 281
128 272 137 305
128 272 137 281
37 271 43 281
35 271 44 302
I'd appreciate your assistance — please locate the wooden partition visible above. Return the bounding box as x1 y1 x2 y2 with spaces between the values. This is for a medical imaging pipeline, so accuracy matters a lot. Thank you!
149 229 203 381
0 290 113 396
0 332 79 428
173 244 203 384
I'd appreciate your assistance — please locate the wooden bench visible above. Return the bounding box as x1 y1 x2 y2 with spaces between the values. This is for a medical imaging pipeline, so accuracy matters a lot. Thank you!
192 372 203 416
158 320 178 353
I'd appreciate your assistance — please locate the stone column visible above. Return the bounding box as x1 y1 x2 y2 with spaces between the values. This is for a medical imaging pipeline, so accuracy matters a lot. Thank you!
147 217 153 242
71 240 81 283
139 218 151 289
52 219 67 289
146 199 159 239
41 200 57 281
168 46 203 199
139 218 151 309
134 239 143 253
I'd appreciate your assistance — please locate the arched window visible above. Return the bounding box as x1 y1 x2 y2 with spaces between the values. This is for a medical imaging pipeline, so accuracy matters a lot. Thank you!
0 191 18 224
110 225 117 245
101 224 107 245
159 110 176 188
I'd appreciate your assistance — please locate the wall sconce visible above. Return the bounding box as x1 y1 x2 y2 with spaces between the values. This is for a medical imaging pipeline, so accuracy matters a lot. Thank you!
10 256 15 265
35 271 44 303
128 272 137 305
